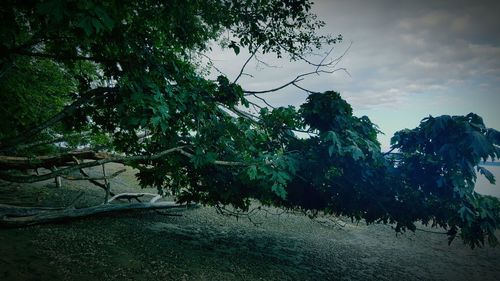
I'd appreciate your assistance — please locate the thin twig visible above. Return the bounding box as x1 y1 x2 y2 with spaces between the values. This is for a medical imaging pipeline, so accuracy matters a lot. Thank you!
198 53 227 76
233 45 261 83
292 82 320 94
242 41 353 95
62 168 126 181
178 149 248 166
249 94 276 109
243 68 349 95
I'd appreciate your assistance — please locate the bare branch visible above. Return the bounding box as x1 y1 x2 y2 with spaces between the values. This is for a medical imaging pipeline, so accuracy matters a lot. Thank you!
277 40 352 69
248 94 276 109
216 103 260 124
61 169 126 181
73 157 115 197
178 149 248 166
383 147 397 156
254 53 281 69
292 82 320 94
315 46 336 72
247 100 264 111
0 146 187 183
242 42 352 95
0 201 193 227
329 41 352 70
0 144 250 183
197 53 227 76
243 78 303 95
233 45 261 84
0 150 109 170
4 131 93 153
243 67 349 95
215 204 263 226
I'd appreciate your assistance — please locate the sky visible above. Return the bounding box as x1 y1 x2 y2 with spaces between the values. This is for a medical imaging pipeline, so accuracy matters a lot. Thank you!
207 0 500 150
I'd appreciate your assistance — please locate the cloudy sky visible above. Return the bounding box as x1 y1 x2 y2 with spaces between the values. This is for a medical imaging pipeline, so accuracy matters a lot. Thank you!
208 0 500 150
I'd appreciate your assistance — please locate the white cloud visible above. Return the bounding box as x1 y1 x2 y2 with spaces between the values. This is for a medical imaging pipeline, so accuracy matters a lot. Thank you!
205 0 500 147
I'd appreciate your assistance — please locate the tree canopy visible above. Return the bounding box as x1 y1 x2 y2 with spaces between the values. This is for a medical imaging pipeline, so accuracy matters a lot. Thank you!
1 0 499 248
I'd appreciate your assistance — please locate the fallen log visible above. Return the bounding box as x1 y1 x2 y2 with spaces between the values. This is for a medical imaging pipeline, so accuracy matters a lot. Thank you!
0 150 109 170
0 201 193 227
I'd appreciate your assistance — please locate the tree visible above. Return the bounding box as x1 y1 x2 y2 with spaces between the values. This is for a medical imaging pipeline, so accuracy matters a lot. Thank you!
0 0 499 248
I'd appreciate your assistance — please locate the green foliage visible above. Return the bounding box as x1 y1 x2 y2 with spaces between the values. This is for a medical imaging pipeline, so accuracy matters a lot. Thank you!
300 91 353 132
0 57 76 140
1 0 499 248
215 76 244 107
390 113 500 248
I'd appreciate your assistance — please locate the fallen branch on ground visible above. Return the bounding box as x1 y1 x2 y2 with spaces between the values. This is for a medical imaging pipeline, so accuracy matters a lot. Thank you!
0 201 194 227
106 192 161 203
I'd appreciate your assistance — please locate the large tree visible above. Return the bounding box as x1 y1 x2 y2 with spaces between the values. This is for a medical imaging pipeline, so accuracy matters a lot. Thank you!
0 0 499 248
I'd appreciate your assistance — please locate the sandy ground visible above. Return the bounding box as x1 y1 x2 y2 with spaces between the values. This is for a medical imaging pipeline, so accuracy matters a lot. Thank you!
1 164 499 281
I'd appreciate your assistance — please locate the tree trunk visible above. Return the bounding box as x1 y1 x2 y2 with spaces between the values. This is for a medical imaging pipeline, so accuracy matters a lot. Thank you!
0 201 193 227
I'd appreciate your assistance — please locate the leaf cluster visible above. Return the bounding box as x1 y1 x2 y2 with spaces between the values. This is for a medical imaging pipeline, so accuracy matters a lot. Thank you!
1 0 499 248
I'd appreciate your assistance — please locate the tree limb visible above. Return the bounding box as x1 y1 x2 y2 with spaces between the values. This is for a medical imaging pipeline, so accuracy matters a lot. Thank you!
0 146 186 183
4 131 94 153
233 45 261 84
292 82 320 94
243 67 349 95
0 150 108 170
72 156 115 197
243 78 302 95
248 93 276 109
178 149 248 166
242 42 352 95
61 169 126 181
78 167 114 196
0 201 194 227
0 145 248 183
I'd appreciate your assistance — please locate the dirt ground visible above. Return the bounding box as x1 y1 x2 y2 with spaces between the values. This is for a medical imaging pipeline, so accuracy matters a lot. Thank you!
1 164 499 281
